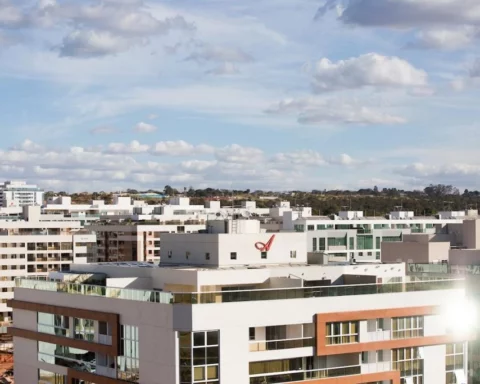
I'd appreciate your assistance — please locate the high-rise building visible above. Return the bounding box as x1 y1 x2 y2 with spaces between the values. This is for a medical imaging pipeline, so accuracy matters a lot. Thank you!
0 180 44 207
9 219 473 384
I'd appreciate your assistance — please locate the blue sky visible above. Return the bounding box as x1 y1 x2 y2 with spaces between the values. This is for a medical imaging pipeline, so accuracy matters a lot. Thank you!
1 0 480 192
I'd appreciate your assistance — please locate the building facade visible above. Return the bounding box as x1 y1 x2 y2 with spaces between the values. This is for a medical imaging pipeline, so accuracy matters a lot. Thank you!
0 180 44 207
9 219 472 384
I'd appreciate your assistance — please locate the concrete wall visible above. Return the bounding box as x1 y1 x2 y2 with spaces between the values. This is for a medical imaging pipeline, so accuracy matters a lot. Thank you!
463 219 480 249
449 249 480 265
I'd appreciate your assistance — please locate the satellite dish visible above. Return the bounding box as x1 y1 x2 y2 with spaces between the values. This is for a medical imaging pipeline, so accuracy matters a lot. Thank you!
241 211 251 218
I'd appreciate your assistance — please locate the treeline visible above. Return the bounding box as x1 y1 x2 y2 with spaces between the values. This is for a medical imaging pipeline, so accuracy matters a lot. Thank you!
45 184 480 217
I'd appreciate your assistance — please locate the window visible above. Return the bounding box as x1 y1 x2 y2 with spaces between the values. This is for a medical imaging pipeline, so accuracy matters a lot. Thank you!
249 328 255 341
230 252 237 260
446 343 464 384
205 253 210 260
376 237 381 249
307 225 314 231
38 369 65 384
317 224 326 230
179 330 219 384
290 250 297 259
356 235 373 250
186 251 190 260
392 347 423 384
349 237 354 249
38 341 97 373
294 225 304 232
361 351 368 364
249 357 303 375
261 252 267 259
38 313 70 337
377 350 384 362
392 316 424 339
118 325 139 382
325 321 359 344
377 318 384 330
376 252 381 259
74 318 94 341
382 235 402 242
317 238 325 251
327 237 347 247
312 238 317 251
167 250 172 258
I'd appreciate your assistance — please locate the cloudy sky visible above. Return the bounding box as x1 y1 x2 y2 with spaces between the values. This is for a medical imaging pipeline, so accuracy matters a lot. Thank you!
1 0 480 192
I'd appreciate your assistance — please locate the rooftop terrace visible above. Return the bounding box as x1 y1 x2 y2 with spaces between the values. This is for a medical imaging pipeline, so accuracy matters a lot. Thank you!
15 276 463 305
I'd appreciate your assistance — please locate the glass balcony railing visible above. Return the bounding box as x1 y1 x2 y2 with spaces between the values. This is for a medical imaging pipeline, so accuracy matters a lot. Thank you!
249 337 315 352
249 365 361 384
16 277 463 306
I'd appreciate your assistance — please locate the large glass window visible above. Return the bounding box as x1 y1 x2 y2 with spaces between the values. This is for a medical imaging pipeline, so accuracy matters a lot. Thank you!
37 312 70 337
327 237 347 247
312 238 317 252
319 238 326 251
118 324 140 382
38 369 65 384
382 235 402 242
325 321 358 345
391 316 424 339
179 330 219 384
38 341 97 373
356 235 373 250
392 347 423 384
74 318 94 341
446 343 464 384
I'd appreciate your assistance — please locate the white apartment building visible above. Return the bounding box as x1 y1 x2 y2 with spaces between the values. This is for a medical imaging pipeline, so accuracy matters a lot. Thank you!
285 210 474 263
9 219 473 384
0 206 96 324
0 180 44 207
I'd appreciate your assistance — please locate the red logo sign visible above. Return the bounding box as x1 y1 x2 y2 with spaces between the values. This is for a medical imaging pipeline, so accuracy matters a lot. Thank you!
255 235 275 251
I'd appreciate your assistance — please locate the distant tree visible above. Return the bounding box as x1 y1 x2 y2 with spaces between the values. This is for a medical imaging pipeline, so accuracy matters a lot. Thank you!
163 185 174 196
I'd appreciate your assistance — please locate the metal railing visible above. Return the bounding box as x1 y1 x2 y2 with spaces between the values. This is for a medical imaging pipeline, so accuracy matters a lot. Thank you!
15 277 463 306
250 365 361 384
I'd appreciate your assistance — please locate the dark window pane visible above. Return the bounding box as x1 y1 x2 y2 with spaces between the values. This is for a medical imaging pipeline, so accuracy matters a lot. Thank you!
207 331 219 346
193 332 205 346
179 332 191 348
206 347 219 364
193 347 206 366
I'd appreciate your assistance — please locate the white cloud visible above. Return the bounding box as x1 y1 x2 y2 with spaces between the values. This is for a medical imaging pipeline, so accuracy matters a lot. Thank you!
215 144 264 164
134 121 157 133
407 27 479 50
265 97 406 125
151 140 214 156
309 53 428 93
105 140 150 154
58 30 144 58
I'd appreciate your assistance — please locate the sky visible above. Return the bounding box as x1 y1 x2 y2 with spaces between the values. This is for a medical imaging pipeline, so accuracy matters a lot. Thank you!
1 0 480 192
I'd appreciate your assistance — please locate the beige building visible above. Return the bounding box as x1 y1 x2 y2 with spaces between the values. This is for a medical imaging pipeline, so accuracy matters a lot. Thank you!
91 220 206 262
382 218 480 266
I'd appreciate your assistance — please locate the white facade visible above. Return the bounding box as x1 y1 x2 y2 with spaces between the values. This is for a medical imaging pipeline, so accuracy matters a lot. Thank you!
0 180 43 207
9 227 472 384
0 206 95 322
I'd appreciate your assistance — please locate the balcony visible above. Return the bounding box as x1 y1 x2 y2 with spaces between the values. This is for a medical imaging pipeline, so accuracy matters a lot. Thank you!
249 337 314 352
250 365 361 384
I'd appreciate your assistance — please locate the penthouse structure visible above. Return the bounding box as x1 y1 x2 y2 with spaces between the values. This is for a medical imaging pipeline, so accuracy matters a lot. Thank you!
9 219 473 384
286 210 475 263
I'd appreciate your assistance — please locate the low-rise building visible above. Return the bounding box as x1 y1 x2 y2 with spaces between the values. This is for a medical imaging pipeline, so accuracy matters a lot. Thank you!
8 218 473 384
0 180 43 207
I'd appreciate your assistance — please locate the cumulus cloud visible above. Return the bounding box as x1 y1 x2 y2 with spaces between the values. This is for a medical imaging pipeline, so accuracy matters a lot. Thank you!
1 0 195 57
317 0 480 28
265 97 406 125
151 140 214 156
407 27 480 50
309 53 427 93
106 140 149 154
215 144 263 164
134 121 157 133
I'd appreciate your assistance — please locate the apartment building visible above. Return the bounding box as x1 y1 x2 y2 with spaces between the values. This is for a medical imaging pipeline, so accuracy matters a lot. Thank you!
91 220 205 263
0 180 44 207
285 210 473 263
9 218 473 384
0 206 96 325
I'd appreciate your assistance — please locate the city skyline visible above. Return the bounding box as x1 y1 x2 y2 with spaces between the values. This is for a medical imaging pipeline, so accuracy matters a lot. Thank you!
0 0 479 192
